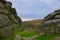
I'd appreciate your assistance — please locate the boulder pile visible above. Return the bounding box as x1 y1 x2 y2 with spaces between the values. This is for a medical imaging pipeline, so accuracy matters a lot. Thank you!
0 0 22 38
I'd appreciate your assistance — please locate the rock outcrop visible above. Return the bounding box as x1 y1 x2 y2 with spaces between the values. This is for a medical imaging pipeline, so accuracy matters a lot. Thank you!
40 9 60 35
0 0 22 38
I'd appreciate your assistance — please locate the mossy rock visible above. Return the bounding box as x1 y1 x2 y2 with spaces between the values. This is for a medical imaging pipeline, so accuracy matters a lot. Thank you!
0 0 22 39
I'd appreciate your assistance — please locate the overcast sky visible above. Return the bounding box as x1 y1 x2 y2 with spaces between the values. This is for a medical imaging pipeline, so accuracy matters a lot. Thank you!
7 0 60 21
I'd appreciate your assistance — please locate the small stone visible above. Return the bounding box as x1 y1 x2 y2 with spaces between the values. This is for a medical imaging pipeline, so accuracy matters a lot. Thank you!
15 34 21 40
55 37 60 40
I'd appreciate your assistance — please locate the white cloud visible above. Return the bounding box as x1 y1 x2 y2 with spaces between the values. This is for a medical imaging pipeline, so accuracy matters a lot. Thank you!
22 18 41 21
22 18 34 21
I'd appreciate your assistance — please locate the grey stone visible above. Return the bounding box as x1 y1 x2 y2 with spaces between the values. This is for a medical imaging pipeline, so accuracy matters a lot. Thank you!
23 36 36 40
44 13 54 21
43 19 60 26
0 25 14 38
0 14 11 28
15 34 21 40
0 9 9 14
55 37 60 40
55 24 60 34
55 15 60 19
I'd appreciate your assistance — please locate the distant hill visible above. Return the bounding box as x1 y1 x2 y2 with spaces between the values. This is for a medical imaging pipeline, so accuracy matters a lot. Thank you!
22 19 43 27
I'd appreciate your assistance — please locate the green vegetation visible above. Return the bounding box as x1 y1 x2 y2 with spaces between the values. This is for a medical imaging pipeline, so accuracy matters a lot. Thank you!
8 35 14 40
14 29 37 37
0 37 5 40
35 34 58 40
14 29 59 40
0 29 59 40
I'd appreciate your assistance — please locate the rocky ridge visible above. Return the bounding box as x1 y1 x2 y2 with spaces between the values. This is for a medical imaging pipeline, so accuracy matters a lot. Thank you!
40 9 60 35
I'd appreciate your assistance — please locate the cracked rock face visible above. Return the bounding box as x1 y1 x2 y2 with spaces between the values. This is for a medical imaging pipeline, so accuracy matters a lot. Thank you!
0 0 22 38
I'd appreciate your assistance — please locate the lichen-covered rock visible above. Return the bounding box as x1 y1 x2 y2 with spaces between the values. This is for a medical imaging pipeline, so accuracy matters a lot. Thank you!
0 0 22 38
